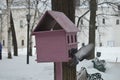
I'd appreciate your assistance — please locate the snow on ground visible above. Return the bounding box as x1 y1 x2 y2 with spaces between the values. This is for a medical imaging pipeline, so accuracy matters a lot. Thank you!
0 48 54 80
77 60 120 80
0 55 54 80
95 47 120 62
0 47 120 80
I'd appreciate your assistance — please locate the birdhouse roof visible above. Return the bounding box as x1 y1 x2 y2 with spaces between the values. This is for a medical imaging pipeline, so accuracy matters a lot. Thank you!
34 10 79 33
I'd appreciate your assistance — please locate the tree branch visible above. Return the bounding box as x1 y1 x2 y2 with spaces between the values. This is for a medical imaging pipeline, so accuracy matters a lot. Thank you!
77 10 89 27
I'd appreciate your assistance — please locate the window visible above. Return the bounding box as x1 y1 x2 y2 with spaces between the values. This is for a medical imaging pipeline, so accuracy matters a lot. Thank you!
74 35 77 42
67 36 70 44
107 41 115 47
67 35 76 44
68 49 71 57
81 19 83 25
82 43 85 47
20 20 23 28
102 18 105 24
71 35 73 43
3 40 5 46
116 19 119 25
100 42 102 47
118 5 120 10
21 40 24 46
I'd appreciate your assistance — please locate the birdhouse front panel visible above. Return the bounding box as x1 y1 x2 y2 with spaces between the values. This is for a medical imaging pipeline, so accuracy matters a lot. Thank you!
35 30 69 62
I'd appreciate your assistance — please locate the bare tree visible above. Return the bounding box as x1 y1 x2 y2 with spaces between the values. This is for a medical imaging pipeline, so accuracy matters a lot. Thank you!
6 0 18 57
29 0 40 56
0 11 2 43
6 0 13 59
76 0 99 59
76 0 119 56
29 0 50 56
10 10 18 56
87 0 97 59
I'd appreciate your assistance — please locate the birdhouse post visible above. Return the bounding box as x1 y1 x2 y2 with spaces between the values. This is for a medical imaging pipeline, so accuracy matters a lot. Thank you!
32 11 79 80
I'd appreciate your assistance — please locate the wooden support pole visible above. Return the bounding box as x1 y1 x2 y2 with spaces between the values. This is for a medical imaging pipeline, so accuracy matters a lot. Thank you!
55 62 62 80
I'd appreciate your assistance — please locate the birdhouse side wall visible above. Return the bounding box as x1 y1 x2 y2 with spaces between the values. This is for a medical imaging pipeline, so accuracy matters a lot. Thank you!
66 32 78 58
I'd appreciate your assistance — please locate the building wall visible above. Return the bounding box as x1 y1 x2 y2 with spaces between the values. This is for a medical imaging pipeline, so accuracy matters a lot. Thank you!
76 6 120 47
1 3 120 48
0 8 39 48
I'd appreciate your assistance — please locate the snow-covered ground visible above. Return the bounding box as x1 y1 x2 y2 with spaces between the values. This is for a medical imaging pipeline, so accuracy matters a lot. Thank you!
77 60 120 80
0 55 54 80
95 47 120 62
0 48 54 80
0 47 120 80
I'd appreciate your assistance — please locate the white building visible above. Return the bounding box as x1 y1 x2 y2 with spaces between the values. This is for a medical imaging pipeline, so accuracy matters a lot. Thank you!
1 0 120 49
76 3 120 47
0 0 41 48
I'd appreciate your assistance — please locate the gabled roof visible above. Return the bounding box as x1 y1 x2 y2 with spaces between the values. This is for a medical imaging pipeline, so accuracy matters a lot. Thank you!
34 10 79 33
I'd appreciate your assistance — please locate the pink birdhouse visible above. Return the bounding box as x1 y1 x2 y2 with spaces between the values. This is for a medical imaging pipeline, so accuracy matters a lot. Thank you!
33 11 79 62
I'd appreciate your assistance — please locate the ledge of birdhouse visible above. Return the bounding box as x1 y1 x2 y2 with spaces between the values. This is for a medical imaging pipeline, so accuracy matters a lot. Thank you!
32 32 37 35
32 29 65 35
68 42 79 46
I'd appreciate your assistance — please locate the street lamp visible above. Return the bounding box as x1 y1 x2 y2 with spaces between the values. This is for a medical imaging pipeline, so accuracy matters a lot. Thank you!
26 14 31 64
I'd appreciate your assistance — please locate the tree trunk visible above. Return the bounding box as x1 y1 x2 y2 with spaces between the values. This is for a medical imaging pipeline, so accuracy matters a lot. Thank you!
29 0 39 56
52 0 75 23
88 0 97 59
0 14 2 42
10 10 18 56
51 0 76 80
8 28 12 59
6 0 12 59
